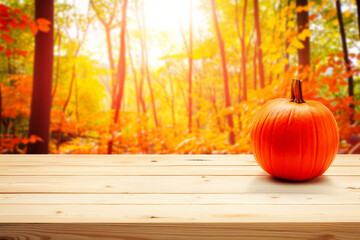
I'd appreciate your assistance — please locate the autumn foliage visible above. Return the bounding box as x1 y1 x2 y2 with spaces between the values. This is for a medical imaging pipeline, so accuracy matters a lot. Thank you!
0 1 359 154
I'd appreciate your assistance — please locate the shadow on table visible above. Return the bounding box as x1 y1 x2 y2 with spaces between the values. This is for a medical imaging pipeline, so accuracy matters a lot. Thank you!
247 175 336 194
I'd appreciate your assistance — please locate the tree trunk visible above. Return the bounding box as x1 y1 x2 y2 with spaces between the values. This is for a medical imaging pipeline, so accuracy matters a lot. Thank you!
211 0 235 145
235 0 247 101
254 0 265 88
253 43 257 89
296 0 310 76
336 0 355 122
52 29 61 99
142 3 159 128
127 31 141 116
136 1 146 114
188 0 193 133
109 0 128 154
105 25 116 110
27 0 54 154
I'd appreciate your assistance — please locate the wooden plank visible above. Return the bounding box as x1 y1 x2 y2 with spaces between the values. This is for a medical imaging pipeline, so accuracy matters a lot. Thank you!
0 204 359 223
1 193 359 205
0 154 359 166
0 175 359 194
1 165 360 176
1 223 359 240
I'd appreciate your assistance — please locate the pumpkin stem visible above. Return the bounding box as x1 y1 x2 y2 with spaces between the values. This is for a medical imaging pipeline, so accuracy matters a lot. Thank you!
291 78 305 103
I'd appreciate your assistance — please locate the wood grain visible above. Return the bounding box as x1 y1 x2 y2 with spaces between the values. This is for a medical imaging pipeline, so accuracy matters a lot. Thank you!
0 204 360 222
0 175 359 193
1 193 359 205
1 165 360 176
0 154 359 165
0 154 359 239
1 223 359 240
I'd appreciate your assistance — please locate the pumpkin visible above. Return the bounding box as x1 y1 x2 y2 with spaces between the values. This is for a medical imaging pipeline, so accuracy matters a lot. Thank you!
250 78 339 181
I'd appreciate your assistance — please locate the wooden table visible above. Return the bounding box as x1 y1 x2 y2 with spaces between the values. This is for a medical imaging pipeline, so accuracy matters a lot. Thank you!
0 154 359 239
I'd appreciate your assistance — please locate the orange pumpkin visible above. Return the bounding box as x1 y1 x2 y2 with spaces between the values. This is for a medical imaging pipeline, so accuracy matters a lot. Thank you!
250 78 339 181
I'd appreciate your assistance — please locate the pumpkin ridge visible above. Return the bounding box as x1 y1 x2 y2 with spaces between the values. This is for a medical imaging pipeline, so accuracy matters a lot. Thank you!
317 105 337 175
308 108 319 179
268 105 283 177
283 103 295 179
256 100 280 173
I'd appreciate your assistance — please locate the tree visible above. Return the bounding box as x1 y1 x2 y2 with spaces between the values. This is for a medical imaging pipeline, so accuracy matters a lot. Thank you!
336 0 355 122
90 0 119 109
296 0 310 75
254 0 265 88
211 0 235 145
108 0 128 154
235 0 247 100
27 0 54 154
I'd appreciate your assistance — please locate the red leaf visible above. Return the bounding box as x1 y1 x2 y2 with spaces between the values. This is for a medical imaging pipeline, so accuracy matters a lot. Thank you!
13 8 22 14
5 48 13 56
9 19 16 29
0 45 4 52
1 33 13 44
17 22 25 30
14 49 27 57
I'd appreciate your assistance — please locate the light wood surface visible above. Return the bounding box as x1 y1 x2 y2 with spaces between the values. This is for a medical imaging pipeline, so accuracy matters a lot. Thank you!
0 154 359 239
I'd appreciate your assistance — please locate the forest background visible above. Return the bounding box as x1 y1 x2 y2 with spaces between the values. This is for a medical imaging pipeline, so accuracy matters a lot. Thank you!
0 0 359 154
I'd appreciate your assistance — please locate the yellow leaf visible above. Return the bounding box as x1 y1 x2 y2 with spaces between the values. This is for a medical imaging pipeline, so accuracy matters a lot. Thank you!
344 10 350 17
286 47 296 55
287 21 295 28
309 1 315 6
332 20 339 26
298 29 311 41
291 39 305 49
280 58 289 65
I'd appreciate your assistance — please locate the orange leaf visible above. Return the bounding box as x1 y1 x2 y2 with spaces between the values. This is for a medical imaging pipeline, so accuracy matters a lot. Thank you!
36 18 51 32
1 33 13 44
29 134 43 143
36 18 51 25
309 14 317 21
31 22 38 35
313 58 320 65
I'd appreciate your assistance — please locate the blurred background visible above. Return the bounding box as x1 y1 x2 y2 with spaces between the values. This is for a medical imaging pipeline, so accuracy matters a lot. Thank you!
0 0 359 154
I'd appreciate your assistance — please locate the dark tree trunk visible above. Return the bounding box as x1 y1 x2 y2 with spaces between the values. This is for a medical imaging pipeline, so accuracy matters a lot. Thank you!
211 0 235 145
254 0 265 88
296 0 310 75
52 30 61 99
336 0 355 122
188 0 193 133
27 0 54 154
